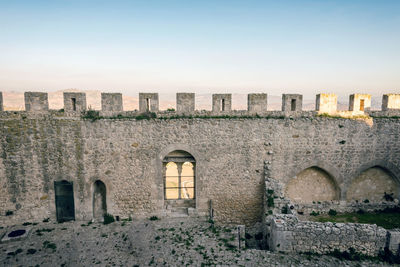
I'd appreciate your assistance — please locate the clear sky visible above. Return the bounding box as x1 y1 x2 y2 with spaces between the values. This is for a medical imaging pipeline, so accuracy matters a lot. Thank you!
0 0 399 98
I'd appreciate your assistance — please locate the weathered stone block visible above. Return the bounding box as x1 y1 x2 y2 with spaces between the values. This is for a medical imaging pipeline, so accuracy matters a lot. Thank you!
212 94 231 112
101 93 123 112
387 230 400 255
63 92 86 112
382 94 400 111
282 94 302 111
24 92 49 112
248 93 268 112
139 93 159 112
176 93 195 113
316 93 337 114
349 94 371 111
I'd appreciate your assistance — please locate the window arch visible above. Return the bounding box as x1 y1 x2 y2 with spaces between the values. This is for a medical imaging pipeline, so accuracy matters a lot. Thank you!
163 150 195 205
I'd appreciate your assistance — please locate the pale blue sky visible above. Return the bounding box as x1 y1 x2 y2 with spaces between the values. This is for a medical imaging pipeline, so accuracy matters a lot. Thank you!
0 0 399 98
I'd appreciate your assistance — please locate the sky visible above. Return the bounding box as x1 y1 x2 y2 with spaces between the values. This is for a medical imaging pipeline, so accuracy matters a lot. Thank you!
0 0 399 99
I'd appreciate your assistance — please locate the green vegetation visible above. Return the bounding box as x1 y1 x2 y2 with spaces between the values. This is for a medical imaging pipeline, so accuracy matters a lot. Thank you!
149 216 159 221
313 207 400 229
5 210 13 216
103 213 115 225
43 241 57 251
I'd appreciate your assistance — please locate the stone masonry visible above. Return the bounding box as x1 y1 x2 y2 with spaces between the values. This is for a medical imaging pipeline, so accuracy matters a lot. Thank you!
0 91 400 230
0 92 3 111
139 93 159 112
176 93 195 113
282 94 302 111
63 92 87 113
248 93 268 113
269 214 387 256
101 93 123 112
24 92 49 112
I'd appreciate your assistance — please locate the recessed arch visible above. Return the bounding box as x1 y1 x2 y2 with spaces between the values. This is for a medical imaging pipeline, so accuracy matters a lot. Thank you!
93 180 107 220
346 166 399 202
285 166 340 203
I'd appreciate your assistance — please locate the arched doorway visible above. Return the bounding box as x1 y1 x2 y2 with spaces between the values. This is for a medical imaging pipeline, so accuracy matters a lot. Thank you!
54 180 75 222
285 167 339 203
163 150 195 210
93 180 107 220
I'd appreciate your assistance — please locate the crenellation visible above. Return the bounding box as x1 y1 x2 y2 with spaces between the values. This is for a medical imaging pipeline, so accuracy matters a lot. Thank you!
101 93 123 112
316 93 337 114
282 94 302 111
139 93 159 112
63 92 87 113
248 93 268 112
0 92 3 111
24 92 49 112
176 93 195 113
212 94 232 112
382 94 400 111
349 94 371 112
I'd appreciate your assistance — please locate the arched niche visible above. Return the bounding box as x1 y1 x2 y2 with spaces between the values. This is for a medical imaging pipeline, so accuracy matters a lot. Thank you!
93 180 107 220
285 167 339 203
346 166 399 202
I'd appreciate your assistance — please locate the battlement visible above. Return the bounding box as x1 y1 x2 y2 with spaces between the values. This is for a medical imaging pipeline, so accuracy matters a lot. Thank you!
1 91 400 116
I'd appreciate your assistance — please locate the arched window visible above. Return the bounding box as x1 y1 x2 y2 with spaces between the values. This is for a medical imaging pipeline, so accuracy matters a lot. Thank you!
163 150 195 207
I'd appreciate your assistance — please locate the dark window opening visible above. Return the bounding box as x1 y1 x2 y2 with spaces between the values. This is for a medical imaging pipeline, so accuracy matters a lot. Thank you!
221 99 225 111
146 98 150 111
291 99 296 111
71 98 77 111
360 99 365 111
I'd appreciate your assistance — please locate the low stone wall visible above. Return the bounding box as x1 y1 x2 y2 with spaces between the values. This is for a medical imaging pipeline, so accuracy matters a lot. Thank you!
269 214 387 256
292 200 399 216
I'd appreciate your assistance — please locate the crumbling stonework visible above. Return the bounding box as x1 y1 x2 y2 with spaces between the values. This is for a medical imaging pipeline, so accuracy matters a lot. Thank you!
269 214 387 256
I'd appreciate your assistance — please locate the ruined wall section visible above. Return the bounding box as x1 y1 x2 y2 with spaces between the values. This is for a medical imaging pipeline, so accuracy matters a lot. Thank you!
269 214 387 256
0 115 400 226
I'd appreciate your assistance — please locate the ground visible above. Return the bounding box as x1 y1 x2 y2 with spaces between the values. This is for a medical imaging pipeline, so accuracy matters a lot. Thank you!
0 217 394 267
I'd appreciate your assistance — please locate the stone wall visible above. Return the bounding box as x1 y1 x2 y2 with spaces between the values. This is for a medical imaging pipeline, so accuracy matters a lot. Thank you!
269 214 387 256
0 111 400 227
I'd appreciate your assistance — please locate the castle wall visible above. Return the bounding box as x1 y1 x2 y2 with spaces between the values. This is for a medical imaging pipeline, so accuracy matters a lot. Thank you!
0 113 400 226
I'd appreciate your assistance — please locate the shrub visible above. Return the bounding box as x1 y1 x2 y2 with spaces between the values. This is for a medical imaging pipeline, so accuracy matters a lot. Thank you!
310 211 319 216
363 199 370 203
5 210 13 216
328 209 337 216
82 109 101 121
103 213 115 225
149 216 159 221
281 206 288 214
384 192 394 202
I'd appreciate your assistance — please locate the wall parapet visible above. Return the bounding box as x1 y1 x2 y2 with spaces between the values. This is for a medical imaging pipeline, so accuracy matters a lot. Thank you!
1 91 400 118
